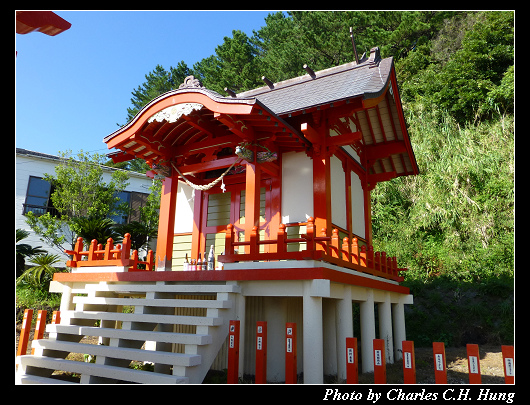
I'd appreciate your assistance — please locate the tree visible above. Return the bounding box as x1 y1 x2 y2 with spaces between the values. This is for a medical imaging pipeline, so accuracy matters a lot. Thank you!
193 30 262 94
124 61 190 124
25 150 130 255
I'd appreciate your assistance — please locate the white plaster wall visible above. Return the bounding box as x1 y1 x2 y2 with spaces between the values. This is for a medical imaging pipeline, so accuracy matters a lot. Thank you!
15 152 154 267
350 172 365 239
330 155 347 230
281 151 313 224
173 181 194 233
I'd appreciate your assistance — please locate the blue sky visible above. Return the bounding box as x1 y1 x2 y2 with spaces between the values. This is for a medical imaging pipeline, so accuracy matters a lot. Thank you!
15 10 273 157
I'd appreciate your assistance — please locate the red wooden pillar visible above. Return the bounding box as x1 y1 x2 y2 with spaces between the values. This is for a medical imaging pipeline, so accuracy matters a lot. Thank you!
17 309 33 357
466 344 481 384
501 345 514 384
155 173 179 271
312 150 331 241
244 160 261 254
373 338 386 384
285 323 297 384
31 310 47 355
402 340 416 384
255 321 267 384
433 342 448 384
227 320 240 384
345 337 358 384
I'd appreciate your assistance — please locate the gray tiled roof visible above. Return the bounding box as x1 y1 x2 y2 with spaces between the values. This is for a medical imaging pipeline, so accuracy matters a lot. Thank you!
237 48 393 116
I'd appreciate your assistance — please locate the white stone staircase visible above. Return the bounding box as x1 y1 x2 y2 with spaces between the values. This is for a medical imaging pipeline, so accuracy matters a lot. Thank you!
16 281 240 384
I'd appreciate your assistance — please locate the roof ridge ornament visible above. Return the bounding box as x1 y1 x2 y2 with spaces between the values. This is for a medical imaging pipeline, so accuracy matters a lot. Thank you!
179 75 204 89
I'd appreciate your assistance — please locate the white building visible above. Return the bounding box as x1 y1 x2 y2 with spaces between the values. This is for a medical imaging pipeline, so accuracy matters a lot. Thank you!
15 148 155 267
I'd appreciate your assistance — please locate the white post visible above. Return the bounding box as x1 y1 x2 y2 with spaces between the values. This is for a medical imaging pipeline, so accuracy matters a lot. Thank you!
392 301 406 361
303 280 324 384
360 289 375 373
336 286 353 381
323 299 337 376
378 292 394 364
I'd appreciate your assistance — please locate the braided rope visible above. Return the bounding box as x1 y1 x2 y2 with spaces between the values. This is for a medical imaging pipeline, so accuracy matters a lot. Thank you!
170 159 241 191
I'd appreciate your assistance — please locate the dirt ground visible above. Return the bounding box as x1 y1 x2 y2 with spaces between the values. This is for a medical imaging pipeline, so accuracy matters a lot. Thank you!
356 345 506 384
16 325 508 384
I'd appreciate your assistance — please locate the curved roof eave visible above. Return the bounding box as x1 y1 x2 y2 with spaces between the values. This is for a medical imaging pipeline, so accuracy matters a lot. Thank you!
104 87 260 149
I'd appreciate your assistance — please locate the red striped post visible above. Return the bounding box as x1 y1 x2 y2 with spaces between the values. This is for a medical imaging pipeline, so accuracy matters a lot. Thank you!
17 309 33 357
51 311 60 324
501 345 514 384
345 337 358 384
227 320 240 384
31 310 47 355
285 323 297 384
373 339 386 384
402 340 416 384
466 344 481 384
433 342 448 384
255 321 267 384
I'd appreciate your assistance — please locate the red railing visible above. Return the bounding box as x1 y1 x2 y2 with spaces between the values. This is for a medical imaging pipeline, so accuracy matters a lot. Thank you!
219 217 407 282
65 233 154 271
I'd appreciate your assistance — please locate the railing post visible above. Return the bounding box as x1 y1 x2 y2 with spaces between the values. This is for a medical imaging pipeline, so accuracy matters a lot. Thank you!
31 310 47 355
122 233 131 259
255 321 267 384
351 238 359 265
17 309 33 357
146 250 154 271
285 323 297 384
104 238 114 261
250 225 259 255
331 228 340 258
373 338 387 384
277 223 286 254
87 239 98 261
501 345 514 384
227 320 240 384
374 251 380 273
130 250 139 270
342 237 350 263
345 337 358 384
360 245 367 267
433 342 448 384
466 344 481 384
305 217 315 254
66 237 84 267
225 224 235 256
402 340 416 384
367 245 374 269
381 252 387 273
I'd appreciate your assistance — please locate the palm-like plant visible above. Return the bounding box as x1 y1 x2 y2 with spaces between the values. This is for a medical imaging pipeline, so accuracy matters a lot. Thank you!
70 217 120 246
16 229 46 278
16 253 62 287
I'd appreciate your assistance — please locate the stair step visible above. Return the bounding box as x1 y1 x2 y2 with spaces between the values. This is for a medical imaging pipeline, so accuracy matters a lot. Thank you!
18 355 187 384
72 296 232 309
47 324 212 345
75 283 241 294
16 374 78 384
61 310 224 326
32 340 201 367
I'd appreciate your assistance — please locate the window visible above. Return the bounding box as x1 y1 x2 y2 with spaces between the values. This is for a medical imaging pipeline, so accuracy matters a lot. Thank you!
110 191 150 224
22 176 55 216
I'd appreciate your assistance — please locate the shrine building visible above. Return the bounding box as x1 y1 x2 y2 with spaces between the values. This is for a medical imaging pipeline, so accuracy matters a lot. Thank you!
17 47 419 384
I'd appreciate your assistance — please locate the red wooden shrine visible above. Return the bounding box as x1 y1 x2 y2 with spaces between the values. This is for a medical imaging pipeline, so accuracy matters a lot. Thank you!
103 46 418 278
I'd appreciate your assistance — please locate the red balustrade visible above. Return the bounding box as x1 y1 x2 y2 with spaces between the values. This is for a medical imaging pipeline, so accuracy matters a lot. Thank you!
219 217 406 282
65 233 154 271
